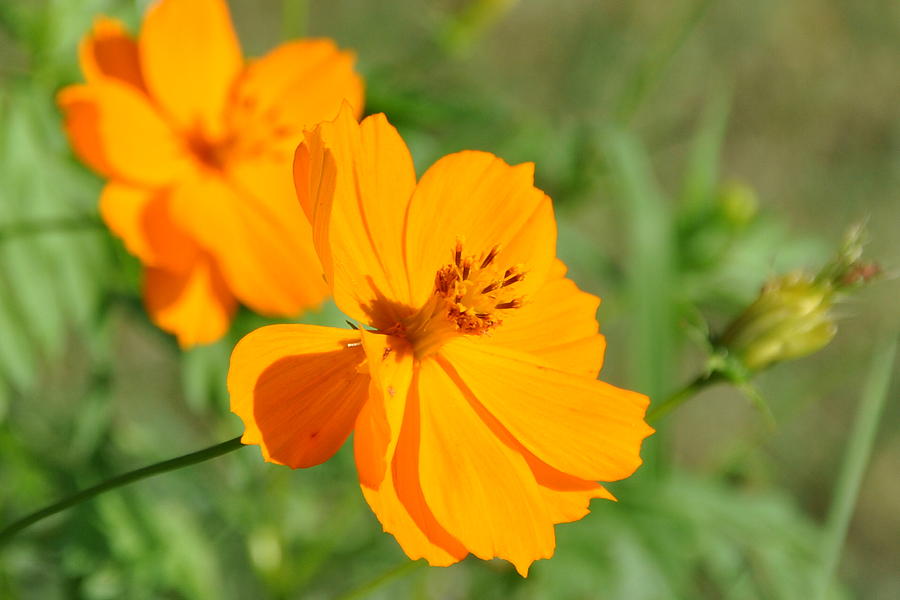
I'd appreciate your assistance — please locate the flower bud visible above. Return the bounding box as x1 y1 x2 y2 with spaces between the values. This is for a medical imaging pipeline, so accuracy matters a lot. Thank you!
717 223 880 372
720 273 836 371
717 181 758 229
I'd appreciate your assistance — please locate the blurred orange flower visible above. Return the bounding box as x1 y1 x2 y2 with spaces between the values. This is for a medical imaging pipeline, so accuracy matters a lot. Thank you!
58 0 364 346
228 107 653 575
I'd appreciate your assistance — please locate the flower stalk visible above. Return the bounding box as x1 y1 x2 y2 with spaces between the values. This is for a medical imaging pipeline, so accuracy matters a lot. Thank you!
0 436 244 547
648 223 881 423
645 370 725 423
0 215 103 242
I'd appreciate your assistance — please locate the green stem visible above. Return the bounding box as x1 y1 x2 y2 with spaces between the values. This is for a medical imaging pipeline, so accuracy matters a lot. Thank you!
814 335 897 600
0 436 244 547
0 215 104 242
646 370 724 423
615 0 718 124
337 560 425 600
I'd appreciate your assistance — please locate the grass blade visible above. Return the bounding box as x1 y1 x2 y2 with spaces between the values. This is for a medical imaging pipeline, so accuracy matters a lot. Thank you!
602 128 678 471
814 334 898 599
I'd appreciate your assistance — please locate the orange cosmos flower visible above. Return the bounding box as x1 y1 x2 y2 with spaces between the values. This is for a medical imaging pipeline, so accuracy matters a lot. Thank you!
228 107 653 575
58 0 364 346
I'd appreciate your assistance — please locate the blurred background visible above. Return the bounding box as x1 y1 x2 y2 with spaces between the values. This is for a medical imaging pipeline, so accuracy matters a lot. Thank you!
0 0 897 598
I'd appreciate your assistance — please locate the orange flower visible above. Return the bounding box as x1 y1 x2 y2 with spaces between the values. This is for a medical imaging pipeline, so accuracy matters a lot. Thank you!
228 107 653 575
58 0 364 346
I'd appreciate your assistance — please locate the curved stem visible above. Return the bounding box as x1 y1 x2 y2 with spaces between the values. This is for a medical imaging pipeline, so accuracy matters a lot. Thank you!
0 436 244 547
0 215 103 243
646 370 724 423
337 560 425 600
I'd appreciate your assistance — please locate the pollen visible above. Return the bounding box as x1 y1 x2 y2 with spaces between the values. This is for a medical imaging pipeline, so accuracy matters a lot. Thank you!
434 242 526 335
393 242 528 357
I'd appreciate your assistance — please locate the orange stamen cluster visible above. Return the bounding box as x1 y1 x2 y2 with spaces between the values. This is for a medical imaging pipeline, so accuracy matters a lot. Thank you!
396 242 527 358
186 131 231 171
434 242 525 335
184 100 300 173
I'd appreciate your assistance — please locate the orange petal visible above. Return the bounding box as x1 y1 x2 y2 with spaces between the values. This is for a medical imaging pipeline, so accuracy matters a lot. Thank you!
525 453 616 525
360 460 467 567
227 39 363 156
144 257 236 347
294 107 418 327
58 82 190 186
355 336 469 566
228 324 369 467
439 339 654 483
225 153 327 298
139 0 242 138
415 358 556 576
405 151 557 309
168 169 328 316
486 259 606 377
79 16 146 90
354 330 414 489
354 388 392 490
99 182 198 272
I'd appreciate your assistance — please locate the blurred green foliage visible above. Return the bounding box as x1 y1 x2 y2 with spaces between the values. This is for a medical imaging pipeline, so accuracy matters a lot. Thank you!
1 0 898 598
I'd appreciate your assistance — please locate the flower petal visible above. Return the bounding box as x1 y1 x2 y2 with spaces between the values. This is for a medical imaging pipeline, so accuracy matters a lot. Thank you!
360 462 467 567
294 108 418 326
354 331 414 489
228 325 368 468
354 333 469 565
227 39 363 156
225 153 327 299
58 82 190 186
440 339 653 483
168 169 328 315
139 0 242 138
100 182 198 272
415 358 556 576
486 259 606 377
405 151 557 309
525 454 616 525
79 16 146 90
144 257 236 347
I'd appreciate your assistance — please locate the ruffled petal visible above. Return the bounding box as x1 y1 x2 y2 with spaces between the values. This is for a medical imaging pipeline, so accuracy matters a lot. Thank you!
414 358 556 576
139 0 242 138
144 257 236 347
78 16 146 90
355 334 469 566
486 259 606 377
405 151 557 309
354 331 414 489
524 454 616 525
439 339 653 483
228 324 369 467
58 81 190 186
168 169 328 316
227 39 363 157
293 107 417 327
100 182 198 272
361 460 468 567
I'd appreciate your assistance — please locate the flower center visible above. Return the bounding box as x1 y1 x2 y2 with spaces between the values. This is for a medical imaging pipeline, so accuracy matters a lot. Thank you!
186 132 231 172
398 241 526 357
184 99 299 172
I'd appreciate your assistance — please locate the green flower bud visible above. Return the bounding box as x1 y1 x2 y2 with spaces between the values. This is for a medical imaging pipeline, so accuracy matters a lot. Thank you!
717 181 758 229
717 222 880 373
720 273 837 371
